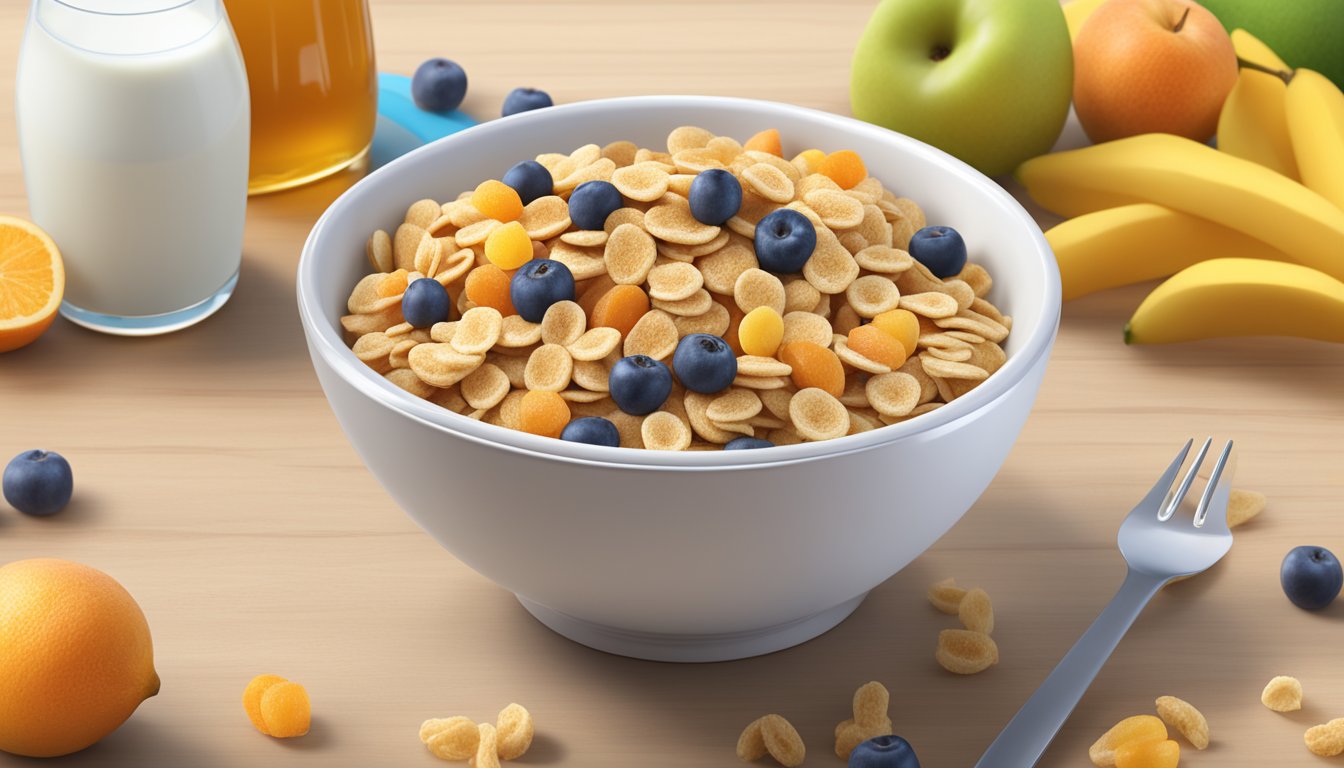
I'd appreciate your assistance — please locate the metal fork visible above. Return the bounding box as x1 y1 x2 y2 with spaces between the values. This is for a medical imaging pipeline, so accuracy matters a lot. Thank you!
974 438 1235 768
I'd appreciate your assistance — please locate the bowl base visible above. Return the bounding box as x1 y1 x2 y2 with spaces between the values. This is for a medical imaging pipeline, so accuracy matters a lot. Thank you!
516 593 868 663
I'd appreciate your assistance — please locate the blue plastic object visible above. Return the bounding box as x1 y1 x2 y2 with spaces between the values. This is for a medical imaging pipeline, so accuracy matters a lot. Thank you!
371 72 477 169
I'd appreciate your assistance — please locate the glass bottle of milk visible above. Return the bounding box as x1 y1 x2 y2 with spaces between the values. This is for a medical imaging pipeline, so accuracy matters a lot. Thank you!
16 0 249 335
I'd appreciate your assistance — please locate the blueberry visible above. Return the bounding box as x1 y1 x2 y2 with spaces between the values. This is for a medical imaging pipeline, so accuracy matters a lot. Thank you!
502 87 553 117
401 277 450 328
561 417 621 448
609 355 673 416
3 449 73 517
725 437 773 450
410 58 468 113
672 333 737 394
502 160 553 205
568 180 623 231
510 259 575 323
848 735 920 768
1281 545 1343 611
754 209 817 273
908 225 967 278
688 168 742 226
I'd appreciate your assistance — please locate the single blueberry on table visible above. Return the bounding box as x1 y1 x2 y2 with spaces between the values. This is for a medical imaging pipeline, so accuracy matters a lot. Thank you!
401 277 450 328
908 225 967 278
848 735 920 768
510 259 575 323
754 209 817 273
609 355 674 416
725 437 773 450
561 417 621 448
501 87 553 117
3 449 73 517
672 333 738 394
501 160 554 205
568 180 623 231
410 58 468 113
688 168 742 226
1281 545 1343 611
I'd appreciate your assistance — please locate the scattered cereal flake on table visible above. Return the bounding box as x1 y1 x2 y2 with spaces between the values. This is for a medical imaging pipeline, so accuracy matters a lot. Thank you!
1155 695 1208 750
834 681 894 758
750 713 806 767
935 629 999 675
421 716 480 761
1262 675 1304 712
1227 488 1266 528
958 587 994 635
259 680 311 738
927 578 967 615
1307 718 1344 757
495 703 534 761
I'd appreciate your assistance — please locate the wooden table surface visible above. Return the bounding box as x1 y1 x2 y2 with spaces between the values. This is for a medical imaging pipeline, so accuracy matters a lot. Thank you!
2 2 1342 766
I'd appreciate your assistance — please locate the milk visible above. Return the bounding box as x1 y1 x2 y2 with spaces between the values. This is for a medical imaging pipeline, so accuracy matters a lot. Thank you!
16 0 249 328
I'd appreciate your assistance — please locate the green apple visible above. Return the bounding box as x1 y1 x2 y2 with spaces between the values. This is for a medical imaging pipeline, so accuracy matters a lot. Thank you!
850 0 1074 178
1198 0 1344 90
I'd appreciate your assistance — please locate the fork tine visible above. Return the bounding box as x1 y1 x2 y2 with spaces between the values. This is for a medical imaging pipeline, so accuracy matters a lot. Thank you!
1159 437 1213 521
1194 440 1234 528
1136 439 1194 516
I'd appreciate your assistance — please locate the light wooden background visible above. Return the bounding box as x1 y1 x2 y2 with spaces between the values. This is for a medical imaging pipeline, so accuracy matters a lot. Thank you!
2 2 1342 766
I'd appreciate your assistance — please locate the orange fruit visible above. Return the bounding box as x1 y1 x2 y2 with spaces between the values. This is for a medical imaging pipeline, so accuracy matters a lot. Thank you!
0 558 159 757
0 215 64 353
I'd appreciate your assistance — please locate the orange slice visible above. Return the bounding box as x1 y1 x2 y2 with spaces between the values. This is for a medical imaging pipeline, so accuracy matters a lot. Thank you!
0 216 64 353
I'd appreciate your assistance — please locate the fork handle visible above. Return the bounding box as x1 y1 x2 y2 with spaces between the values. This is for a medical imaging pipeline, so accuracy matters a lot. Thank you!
974 569 1168 768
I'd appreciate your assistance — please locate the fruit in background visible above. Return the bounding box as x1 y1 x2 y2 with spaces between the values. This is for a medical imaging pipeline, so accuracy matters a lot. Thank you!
1063 0 1107 41
1280 546 1343 611
907 225 966 278
411 58 468 113
1123 258 1344 344
1016 134 1344 282
1285 69 1344 211
1216 29 1299 179
1046 203 1299 300
1073 0 1238 143
2 449 73 517
1197 0 1344 91
501 87 553 118
0 215 63 353
849 0 1073 177
0 559 159 757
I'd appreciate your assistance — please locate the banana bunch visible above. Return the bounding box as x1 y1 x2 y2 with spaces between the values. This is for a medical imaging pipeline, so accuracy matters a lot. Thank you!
1018 29 1344 344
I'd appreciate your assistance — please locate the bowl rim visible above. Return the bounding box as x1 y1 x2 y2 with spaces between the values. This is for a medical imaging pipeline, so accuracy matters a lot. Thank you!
297 95 1060 471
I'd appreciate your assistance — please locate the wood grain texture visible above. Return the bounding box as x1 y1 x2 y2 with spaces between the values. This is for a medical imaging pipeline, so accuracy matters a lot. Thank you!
1 1 1342 766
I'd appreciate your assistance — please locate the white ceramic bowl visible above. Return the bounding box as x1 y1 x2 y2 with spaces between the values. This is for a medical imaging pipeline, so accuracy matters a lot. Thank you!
298 96 1059 662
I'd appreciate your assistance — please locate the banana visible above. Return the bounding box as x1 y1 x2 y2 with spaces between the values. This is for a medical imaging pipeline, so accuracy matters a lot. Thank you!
1285 68 1344 212
1217 30 1300 180
1015 133 1344 282
1047 204 1298 301
1124 258 1344 345
1063 0 1107 41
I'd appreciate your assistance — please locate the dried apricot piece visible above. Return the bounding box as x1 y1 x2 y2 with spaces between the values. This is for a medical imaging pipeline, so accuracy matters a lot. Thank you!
590 284 649 338
739 306 784 357
847 324 908 369
1089 715 1167 767
465 264 517 316
871 308 920 357
818 150 866 190
243 674 287 735
743 128 783 157
484 221 533 270
518 390 570 438
1114 739 1178 768
1155 696 1208 750
471 179 524 222
259 681 311 738
793 149 826 175
779 341 844 398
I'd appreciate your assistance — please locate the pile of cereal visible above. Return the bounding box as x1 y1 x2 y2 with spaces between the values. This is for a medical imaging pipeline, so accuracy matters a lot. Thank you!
342 127 1011 450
